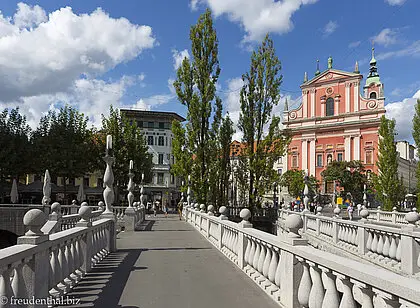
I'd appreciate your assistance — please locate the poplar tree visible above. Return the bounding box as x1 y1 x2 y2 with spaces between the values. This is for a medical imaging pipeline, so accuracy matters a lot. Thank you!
373 115 403 210
172 9 222 203
412 99 420 210
237 34 289 207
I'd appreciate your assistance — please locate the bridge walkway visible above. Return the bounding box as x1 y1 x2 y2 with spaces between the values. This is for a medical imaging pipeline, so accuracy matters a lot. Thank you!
59 214 279 308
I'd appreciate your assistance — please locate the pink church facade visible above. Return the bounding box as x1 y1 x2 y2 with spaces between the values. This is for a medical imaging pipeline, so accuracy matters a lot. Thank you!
283 51 385 193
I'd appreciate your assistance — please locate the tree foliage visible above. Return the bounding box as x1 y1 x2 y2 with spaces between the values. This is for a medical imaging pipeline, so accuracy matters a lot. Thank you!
172 9 222 203
373 115 404 210
101 106 153 199
279 169 317 199
412 99 420 210
321 160 367 203
237 34 290 207
0 108 32 183
31 105 99 194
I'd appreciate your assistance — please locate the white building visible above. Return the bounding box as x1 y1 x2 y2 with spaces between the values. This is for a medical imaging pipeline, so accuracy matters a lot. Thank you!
120 109 185 207
396 141 417 194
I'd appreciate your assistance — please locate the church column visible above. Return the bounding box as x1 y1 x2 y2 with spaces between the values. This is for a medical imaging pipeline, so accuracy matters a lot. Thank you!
345 136 351 161
301 139 308 171
303 91 308 118
345 82 351 113
320 96 326 117
309 139 316 176
334 96 340 116
310 89 316 117
353 135 360 161
353 81 360 112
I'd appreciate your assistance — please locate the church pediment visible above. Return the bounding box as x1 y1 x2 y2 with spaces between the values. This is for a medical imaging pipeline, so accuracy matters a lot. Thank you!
302 69 361 87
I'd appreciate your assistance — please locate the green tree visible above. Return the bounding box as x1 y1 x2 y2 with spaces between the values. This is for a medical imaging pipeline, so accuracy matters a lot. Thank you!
101 106 153 201
237 34 290 207
32 105 99 197
321 160 367 203
412 99 420 210
173 9 222 203
279 169 317 199
373 115 403 210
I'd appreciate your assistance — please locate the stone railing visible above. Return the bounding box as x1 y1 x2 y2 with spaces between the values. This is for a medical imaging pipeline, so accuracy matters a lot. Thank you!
0 206 116 308
184 205 420 308
367 207 415 226
277 208 420 278
114 202 146 231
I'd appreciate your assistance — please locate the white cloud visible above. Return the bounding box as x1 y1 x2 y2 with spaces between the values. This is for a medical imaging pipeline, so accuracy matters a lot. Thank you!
385 90 420 142
190 0 200 11
385 0 406 5
172 49 190 70
348 41 361 48
0 3 156 102
377 40 420 61
191 0 318 43
372 28 398 47
322 21 338 38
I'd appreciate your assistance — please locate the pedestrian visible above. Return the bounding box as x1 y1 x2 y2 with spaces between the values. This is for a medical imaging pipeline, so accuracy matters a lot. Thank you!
177 201 183 220
164 202 168 218
152 202 157 217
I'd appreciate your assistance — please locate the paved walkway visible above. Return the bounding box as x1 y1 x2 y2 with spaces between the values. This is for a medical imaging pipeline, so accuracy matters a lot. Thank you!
60 214 279 308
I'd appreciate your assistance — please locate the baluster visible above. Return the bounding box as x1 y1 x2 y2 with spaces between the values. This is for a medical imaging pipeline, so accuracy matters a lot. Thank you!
257 243 266 273
395 237 402 262
352 228 357 245
373 289 400 308
336 274 357 308
377 232 384 258
244 237 251 265
382 234 390 259
274 248 282 288
263 244 272 278
319 266 339 308
11 261 26 299
389 236 397 261
0 267 13 305
297 258 312 308
338 224 342 241
248 238 256 268
49 246 61 297
75 236 84 278
366 231 373 251
371 232 378 254
308 262 325 308
65 241 75 287
352 281 374 308
268 246 278 284
57 244 68 292
252 240 261 269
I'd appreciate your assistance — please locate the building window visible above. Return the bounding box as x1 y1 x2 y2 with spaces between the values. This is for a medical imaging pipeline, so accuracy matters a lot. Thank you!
148 122 154 129
277 168 282 175
171 155 175 165
326 97 334 116
158 153 164 164
97 178 103 188
158 136 164 146
292 155 298 168
170 174 175 184
278 157 282 164
159 122 165 129
166 137 168 147
370 92 377 99
337 153 343 162
365 151 373 164
83 177 89 187
327 154 333 165
157 173 164 184
137 121 143 128
316 154 323 167
147 136 154 145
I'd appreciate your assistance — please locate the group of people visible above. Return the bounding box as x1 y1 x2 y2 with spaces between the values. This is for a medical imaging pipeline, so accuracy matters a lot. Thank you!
146 200 185 220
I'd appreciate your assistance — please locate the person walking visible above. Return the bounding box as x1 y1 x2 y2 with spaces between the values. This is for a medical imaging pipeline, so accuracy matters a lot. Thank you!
164 202 168 218
347 203 354 220
177 201 183 220
152 202 157 217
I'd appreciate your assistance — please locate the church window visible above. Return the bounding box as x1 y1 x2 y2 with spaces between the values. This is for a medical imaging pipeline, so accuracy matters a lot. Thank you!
316 154 323 167
369 92 377 99
365 151 373 164
337 153 343 162
292 155 298 168
326 97 334 116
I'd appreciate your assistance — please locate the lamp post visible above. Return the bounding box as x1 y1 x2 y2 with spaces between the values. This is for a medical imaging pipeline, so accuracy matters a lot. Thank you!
140 173 145 208
102 135 115 216
273 182 278 208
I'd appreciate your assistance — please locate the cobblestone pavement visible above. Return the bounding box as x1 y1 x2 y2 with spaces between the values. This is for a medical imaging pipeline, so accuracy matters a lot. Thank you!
58 214 280 308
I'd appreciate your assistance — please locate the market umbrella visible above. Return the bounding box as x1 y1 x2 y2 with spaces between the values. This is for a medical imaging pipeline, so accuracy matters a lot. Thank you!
10 179 18 204
77 184 86 203
42 170 51 205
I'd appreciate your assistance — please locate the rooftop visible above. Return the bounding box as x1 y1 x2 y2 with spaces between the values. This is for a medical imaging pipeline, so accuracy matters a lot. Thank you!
120 108 186 122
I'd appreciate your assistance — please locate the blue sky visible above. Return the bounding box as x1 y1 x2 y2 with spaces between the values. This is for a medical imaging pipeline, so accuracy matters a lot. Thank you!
0 0 419 141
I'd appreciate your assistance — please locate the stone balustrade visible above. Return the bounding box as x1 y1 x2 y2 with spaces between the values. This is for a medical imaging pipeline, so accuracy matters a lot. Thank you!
366 207 418 226
184 206 420 308
277 208 420 278
0 206 116 308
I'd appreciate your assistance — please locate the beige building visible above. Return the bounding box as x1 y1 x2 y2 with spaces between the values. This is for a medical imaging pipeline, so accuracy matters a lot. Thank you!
396 141 417 194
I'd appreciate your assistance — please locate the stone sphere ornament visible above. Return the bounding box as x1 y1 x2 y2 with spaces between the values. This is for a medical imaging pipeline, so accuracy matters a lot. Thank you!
23 209 48 236
51 202 61 214
405 211 419 225
360 207 369 220
78 205 92 222
240 208 251 221
285 214 303 238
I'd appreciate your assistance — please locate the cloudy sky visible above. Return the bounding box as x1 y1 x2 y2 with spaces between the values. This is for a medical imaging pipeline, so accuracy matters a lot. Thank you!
0 0 419 142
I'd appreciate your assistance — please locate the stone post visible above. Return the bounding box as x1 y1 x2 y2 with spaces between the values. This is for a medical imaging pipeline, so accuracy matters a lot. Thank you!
76 205 93 274
71 200 78 214
49 202 62 231
217 206 228 250
124 160 137 231
237 209 252 270
280 214 306 307
140 173 145 208
101 135 116 221
391 207 397 224
377 206 381 222
332 219 339 244
400 210 420 274
17 209 49 308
